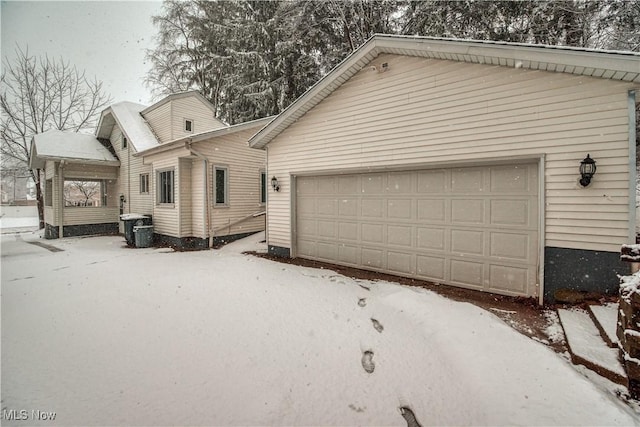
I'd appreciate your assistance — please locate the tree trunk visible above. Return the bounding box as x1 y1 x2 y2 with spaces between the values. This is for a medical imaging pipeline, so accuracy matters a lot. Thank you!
32 169 45 229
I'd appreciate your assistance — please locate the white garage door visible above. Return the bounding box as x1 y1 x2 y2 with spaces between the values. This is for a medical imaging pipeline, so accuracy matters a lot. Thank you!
295 163 539 297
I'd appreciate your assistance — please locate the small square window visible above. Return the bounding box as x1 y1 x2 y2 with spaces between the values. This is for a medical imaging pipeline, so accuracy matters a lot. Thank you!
185 119 193 133
140 174 149 194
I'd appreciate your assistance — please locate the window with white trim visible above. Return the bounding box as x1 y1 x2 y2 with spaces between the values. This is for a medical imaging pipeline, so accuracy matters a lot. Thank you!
260 171 266 204
157 169 175 204
214 166 228 206
140 173 150 194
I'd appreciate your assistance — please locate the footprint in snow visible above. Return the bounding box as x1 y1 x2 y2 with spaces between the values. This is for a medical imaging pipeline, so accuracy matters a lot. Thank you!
358 298 367 307
361 350 375 373
399 406 422 427
371 318 384 333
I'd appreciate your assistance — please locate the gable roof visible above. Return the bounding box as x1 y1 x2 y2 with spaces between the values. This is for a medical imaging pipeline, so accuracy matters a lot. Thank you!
96 101 160 152
141 90 225 124
249 34 640 149
29 129 120 170
136 116 275 157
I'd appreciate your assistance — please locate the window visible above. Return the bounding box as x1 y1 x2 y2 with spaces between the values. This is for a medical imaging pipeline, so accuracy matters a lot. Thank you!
122 136 128 149
63 179 106 207
157 169 175 204
140 174 149 194
45 179 53 206
184 119 193 133
214 166 228 206
260 171 266 204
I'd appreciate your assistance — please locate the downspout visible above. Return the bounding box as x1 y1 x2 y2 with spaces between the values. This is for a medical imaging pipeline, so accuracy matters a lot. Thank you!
127 142 131 214
629 90 637 246
187 141 212 248
58 160 65 238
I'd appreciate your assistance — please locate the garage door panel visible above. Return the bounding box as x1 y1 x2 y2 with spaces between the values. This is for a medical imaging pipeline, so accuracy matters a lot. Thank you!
451 229 484 256
362 247 384 269
417 170 447 193
338 176 358 194
490 165 533 192
362 174 384 193
491 199 530 226
296 163 538 298
317 242 338 261
298 197 317 214
317 176 337 194
338 198 358 217
417 199 446 222
362 198 384 218
339 245 359 265
388 251 414 275
387 172 413 193
489 264 529 294
297 239 317 257
388 225 413 247
298 219 317 236
338 222 358 241
417 227 446 250
451 199 484 224
490 232 530 260
417 255 446 280
451 168 484 192
317 220 336 238
388 199 412 219
450 259 484 288
362 223 384 243
318 198 338 216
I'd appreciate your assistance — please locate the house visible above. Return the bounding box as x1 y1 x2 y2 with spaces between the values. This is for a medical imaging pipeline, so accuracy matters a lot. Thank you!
30 91 269 248
249 35 640 302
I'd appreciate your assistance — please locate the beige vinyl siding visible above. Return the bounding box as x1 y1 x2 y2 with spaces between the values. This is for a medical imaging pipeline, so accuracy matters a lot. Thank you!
109 126 153 220
190 128 266 237
60 164 119 226
171 97 226 140
143 101 172 143
63 207 119 225
267 53 636 253
44 161 57 225
190 160 206 238
179 158 192 236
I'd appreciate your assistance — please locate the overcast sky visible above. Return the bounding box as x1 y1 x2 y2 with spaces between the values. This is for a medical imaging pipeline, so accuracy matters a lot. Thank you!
2 1 164 105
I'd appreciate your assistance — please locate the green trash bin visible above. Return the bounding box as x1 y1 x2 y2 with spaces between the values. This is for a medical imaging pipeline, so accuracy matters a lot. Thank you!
133 225 154 248
120 214 152 246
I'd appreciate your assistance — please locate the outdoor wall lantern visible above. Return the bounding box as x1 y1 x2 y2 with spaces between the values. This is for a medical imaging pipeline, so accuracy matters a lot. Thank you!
579 154 597 187
271 176 280 192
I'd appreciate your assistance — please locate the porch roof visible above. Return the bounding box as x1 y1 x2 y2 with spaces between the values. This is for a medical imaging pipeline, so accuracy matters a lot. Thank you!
30 129 120 170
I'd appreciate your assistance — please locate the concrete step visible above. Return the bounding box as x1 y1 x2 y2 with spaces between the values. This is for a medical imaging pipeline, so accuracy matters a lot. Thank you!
587 303 619 348
557 307 626 385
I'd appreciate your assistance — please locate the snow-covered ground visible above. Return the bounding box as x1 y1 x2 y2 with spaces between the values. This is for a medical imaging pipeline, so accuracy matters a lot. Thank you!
2 231 638 426
0 205 38 230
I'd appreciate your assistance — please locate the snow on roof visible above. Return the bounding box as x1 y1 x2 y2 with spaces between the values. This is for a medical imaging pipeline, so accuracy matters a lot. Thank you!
108 101 160 152
30 129 119 169
249 34 640 149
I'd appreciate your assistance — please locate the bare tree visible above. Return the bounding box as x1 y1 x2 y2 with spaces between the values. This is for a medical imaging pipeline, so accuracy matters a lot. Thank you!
63 180 101 207
1 47 112 228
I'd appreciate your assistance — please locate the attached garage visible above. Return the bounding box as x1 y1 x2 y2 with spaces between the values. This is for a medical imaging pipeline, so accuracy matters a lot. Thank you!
250 35 640 302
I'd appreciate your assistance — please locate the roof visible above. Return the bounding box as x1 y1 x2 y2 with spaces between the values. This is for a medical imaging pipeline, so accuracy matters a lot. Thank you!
29 129 120 169
96 101 159 152
136 116 275 157
249 34 640 149
141 90 222 120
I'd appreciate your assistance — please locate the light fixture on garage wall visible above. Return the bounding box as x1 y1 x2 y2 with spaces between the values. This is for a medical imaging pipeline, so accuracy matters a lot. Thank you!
271 176 280 192
579 154 597 187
